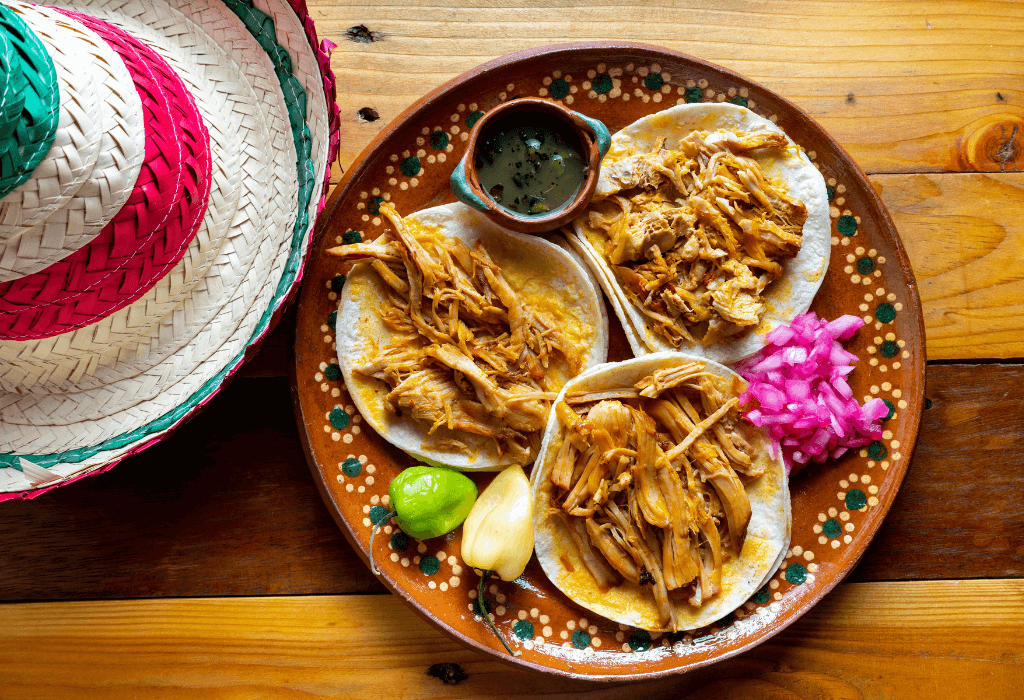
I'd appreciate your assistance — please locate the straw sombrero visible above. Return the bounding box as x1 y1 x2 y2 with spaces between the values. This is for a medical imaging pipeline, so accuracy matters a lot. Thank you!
0 0 340 498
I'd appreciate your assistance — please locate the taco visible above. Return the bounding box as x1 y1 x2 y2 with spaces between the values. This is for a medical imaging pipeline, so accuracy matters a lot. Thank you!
531 352 790 631
571 103 830 363
329 202 608 469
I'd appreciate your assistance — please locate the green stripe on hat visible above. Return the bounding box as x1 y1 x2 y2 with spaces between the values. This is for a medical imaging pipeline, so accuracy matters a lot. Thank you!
0 3 60 199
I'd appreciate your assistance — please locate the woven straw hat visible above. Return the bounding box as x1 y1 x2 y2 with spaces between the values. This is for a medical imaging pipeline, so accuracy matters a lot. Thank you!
0 0 340 497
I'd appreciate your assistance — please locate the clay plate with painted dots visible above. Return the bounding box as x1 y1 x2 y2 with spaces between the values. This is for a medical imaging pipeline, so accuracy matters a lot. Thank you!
292 42 925 680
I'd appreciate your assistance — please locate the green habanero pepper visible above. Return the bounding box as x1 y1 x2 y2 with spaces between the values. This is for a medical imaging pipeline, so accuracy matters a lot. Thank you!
368 466 477 575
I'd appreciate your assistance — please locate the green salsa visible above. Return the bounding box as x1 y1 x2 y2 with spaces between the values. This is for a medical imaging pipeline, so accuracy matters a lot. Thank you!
474 119 586 216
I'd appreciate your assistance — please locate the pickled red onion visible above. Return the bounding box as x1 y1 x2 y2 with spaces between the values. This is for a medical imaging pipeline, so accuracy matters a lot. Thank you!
735 312 888 474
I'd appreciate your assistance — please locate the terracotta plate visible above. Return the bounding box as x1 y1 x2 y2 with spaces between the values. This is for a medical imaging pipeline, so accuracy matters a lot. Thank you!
292 42 925 680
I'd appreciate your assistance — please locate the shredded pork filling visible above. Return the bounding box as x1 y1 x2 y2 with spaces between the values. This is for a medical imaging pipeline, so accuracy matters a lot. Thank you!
551 362 764 630
328 203 582 463
588 128 808 347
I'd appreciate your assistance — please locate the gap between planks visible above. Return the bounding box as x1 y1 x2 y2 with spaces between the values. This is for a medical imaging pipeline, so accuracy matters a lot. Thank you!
0 580 1021 699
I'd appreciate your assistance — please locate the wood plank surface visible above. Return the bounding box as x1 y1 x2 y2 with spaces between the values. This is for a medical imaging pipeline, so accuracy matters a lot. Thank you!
1 580 1021 698
848 363 1024 582
2 364 1021 600
312 0 1024 176
875 172 1024 359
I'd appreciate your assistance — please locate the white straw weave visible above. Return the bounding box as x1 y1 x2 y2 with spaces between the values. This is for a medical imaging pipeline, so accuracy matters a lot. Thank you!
0 4 102 265
0 0 328 488
0 2 145 282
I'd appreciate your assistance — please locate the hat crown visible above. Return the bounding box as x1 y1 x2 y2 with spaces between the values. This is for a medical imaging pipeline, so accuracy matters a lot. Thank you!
0 4 60 199
0 2 147 280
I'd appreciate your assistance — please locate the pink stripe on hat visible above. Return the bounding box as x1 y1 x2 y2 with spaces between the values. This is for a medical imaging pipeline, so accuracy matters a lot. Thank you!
0 9 211 340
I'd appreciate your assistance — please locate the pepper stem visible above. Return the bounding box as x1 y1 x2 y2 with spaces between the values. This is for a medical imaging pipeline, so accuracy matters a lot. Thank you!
368 510 397 575
477 571 520 657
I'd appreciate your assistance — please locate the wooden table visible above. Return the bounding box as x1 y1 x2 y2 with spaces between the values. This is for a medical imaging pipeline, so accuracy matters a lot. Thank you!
3 1 1024 697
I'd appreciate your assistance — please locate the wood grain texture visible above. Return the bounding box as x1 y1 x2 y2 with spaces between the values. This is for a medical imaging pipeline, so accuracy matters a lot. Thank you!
875 172 1024 359
312 0 1024 176
1 364 1021 600
0 581 1021 698
846 363 1024 581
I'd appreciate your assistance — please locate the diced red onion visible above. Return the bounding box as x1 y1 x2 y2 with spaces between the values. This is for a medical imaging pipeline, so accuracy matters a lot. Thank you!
783 346 808 365
767 324 795 346
737 312 885 475
826 315 863 341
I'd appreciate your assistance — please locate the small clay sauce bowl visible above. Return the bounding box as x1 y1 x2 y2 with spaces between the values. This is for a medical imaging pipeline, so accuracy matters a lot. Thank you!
451 97 610 233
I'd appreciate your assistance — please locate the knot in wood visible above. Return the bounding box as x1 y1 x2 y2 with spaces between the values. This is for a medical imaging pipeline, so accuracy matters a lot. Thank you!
957 116 1023 172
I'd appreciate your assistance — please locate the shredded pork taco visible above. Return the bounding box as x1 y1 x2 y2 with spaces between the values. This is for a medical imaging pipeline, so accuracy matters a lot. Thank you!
571 103 830 363
531 353 790 631
329 202 608 469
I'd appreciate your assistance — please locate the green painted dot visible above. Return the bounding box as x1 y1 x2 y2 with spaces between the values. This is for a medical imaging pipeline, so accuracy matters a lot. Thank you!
823 518 842 538
390 531 410 552
368 196 385 215
684 86 703 103
643 72 664 90
826 185 836 202
331 274 346 293
667 631 687 644
628 630 652 652
875 303 896 323
571 629 591 649
513 620 534 640
729 95 748 107
549 78 570 99
341 457 362 477
342 229 362 245
836 215 858 236
867 440 888 460
845 488 868 510
419 555 440 576
329 407 350 430
785 563 808 585
401 156 421 177
369 505 392 526
430 130 449 149
327 310 337 330
881 399 896 421
324 363 341 381
857 256 875 274
593 74 613 94
752 586 770 604
716 612 735 628
880 340 899 358
465 111 485 128
925 398 933 410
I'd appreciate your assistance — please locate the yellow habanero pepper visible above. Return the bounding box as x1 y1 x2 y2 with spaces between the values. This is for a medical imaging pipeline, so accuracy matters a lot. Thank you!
461 464 534 581
460 464 534 656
